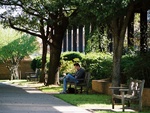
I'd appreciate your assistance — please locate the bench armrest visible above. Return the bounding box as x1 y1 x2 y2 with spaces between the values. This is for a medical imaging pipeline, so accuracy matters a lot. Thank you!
25 72 35 74
119 89 129 92
109 87 127 89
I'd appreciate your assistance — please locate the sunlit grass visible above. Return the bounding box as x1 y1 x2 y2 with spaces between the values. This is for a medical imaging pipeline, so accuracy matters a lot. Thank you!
0 79 27 84
10 80 28 85
95 110 150 113
0 80 9 82
95 111 131 113
54 94 111 107
39 85 63 93
0 79 42 87
55 94 150 113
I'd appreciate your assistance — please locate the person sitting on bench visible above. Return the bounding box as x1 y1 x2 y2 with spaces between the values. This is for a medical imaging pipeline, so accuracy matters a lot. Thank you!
60 63 85 94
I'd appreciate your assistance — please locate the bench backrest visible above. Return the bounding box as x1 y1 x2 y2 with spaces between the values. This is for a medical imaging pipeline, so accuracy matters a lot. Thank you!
84 72 91 86
128 78 145 98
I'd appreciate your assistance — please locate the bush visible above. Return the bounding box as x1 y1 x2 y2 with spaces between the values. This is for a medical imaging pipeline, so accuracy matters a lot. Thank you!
121 52 150 88
60 52 85 76
31 57 42 71
81 52 113 80
60 52 113 80
61 51 84 62
60 60 76 76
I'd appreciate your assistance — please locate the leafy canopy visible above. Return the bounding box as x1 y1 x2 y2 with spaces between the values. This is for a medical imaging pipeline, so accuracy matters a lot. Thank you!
0 26 38 62
0 0 84 37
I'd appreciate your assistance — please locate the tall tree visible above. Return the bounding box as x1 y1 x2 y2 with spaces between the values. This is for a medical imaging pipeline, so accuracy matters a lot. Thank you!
0 26 38 80
1 0 150 87
0 0 82 85
85 0 150 87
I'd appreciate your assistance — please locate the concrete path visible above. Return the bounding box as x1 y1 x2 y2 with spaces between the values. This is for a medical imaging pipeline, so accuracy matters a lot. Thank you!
0 82 91 113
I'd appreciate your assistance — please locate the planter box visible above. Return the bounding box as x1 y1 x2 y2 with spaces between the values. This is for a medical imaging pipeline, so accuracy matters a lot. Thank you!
92 79 112 95
92 80 150 106
143 88 150 106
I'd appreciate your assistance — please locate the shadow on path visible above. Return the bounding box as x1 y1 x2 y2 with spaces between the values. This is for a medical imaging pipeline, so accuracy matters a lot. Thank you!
0 82 90 113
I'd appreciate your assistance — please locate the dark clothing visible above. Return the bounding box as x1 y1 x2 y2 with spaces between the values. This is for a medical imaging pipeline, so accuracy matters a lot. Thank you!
74 68 85 83
62 67 85 93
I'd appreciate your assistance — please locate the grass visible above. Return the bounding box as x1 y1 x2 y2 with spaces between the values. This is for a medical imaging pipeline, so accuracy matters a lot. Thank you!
39 84 150 113
54 94 111 107
0 79 42 87
0 79 27 84
38 85 63 93
1 80 150 113
54 94 150 113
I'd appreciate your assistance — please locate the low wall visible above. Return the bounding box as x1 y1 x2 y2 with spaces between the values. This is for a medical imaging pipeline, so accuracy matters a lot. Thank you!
142 88 150 106
92 79 112 95
92 80 150 106
0 60 34 79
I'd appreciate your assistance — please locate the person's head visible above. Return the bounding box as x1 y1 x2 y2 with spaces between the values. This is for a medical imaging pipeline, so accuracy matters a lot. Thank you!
74 63 80 70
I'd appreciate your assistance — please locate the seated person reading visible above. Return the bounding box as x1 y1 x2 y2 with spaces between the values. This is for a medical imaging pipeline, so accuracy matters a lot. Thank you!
60 63 85 94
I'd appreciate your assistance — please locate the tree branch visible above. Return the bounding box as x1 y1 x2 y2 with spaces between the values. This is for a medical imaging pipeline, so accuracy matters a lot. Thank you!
8 19 41 38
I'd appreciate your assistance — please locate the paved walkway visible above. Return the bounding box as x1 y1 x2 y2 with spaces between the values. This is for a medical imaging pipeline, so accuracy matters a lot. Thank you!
0 82 90 113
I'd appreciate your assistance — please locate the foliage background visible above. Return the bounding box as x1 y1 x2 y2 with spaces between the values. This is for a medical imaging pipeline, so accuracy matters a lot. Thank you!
31 51 150 88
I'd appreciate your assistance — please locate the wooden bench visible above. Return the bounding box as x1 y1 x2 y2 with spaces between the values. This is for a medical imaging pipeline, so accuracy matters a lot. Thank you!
26 68 40 81
69 72 91 94
110 78 145 112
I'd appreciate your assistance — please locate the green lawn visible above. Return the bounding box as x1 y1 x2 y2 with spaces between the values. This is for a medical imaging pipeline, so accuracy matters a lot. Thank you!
54 94 111 106
38 85 63 93
54 94 150 113
40 84 150 113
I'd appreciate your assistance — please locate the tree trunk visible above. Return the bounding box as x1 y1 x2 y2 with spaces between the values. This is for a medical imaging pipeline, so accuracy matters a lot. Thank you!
112 34 124 87
8 65 19 80
13 65 19 79
140 9 148 53
39 38 47 82
111 4 134 87
48 43 62 85
110 18 125 87
128 13 134 47
54 66 60 85
107 29 113 52
46 17 68 85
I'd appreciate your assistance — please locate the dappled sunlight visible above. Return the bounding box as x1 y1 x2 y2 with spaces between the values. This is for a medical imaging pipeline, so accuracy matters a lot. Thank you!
25 89 43 94
78 103 111 108
87 104 136 113
22 87 43 94
74 99 135 112
55 94 112 106
39 84 63 93
53 106 90 113
0 82 90 113
1 80 149 113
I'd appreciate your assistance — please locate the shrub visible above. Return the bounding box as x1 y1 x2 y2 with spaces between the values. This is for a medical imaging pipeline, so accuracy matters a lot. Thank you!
60 52 84 76
120 54 137 83
60 52 113 80
31 57 42 71
121 52 150 88
81 52 113 80
60 60 76 76
61 51 84 62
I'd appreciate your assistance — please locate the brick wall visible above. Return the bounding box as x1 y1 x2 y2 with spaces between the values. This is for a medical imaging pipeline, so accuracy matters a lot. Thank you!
92 80 112 95
142 88 150 106
0 60 34 79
